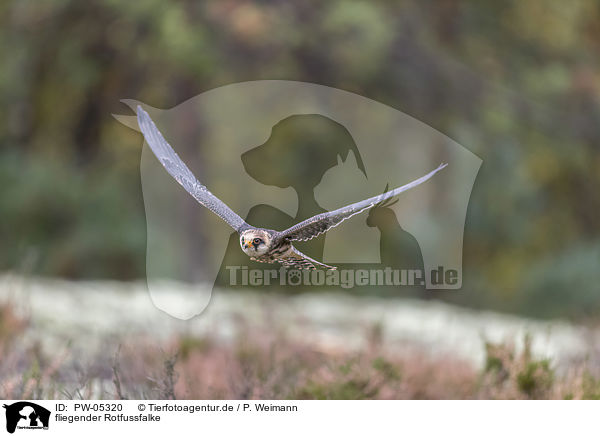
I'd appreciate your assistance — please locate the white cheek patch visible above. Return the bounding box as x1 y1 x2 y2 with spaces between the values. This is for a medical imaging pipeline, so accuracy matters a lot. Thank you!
255 244 268 255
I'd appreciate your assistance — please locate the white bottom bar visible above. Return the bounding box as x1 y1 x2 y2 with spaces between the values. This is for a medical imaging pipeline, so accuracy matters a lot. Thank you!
1 400 595 436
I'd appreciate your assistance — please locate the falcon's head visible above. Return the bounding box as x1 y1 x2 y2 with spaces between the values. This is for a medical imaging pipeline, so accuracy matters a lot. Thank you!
240 229 271 256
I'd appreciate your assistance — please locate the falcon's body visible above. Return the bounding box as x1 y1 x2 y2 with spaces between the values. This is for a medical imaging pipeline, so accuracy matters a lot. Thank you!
136 107 447 270
239 228 334 269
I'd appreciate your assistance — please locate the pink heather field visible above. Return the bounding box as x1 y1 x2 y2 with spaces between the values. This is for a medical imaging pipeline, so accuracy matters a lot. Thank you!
2 275 600 400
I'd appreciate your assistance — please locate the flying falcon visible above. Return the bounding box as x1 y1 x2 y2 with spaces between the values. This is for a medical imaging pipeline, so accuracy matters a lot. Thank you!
136 107 447 270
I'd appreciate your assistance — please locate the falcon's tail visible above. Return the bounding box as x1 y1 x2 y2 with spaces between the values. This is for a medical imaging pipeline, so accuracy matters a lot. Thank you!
278 247 337 270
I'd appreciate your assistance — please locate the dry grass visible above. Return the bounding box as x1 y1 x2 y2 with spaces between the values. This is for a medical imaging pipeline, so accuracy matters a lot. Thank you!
1 298 600 400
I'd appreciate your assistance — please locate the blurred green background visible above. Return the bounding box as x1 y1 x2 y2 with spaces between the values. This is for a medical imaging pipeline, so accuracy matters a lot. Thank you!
1 0 599 319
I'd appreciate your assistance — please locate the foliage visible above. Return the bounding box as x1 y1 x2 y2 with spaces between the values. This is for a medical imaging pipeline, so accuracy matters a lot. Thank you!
482 336 555 399
2 298 600 400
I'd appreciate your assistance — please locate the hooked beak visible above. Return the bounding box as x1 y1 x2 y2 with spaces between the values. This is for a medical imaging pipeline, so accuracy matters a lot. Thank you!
245 242 253 249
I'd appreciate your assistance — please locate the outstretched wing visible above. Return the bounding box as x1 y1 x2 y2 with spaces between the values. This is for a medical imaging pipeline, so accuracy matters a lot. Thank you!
277 247 336 270
276 163 447 242
137 106 249 232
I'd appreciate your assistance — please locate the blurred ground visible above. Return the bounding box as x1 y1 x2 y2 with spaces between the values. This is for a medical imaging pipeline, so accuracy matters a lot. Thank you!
2 275 599 399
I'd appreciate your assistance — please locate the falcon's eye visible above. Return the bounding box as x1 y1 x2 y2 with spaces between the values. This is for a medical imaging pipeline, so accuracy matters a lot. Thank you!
253 238 262 245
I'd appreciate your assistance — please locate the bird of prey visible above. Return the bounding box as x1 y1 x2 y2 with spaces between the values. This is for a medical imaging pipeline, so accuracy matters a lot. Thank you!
136 106 447 270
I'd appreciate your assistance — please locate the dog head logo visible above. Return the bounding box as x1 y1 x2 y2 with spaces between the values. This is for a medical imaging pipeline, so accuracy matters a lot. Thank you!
3 402 50 434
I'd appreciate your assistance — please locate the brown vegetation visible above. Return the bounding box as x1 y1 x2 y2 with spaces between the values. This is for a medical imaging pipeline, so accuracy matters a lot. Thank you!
1 299 599 400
